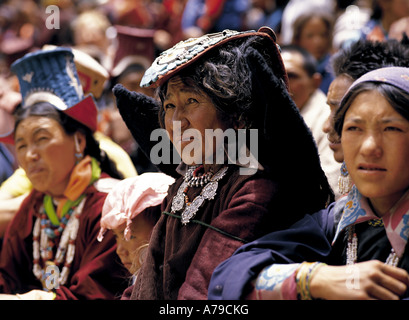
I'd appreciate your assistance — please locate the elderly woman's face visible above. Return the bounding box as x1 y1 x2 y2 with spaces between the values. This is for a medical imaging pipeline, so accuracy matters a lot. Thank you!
342 90 409 214
163 77 228 165
14 116 78 197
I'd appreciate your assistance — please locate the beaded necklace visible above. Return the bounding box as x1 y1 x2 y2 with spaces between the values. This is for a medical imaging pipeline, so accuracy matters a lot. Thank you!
186 165 214 187
32 197 86 290
346 224 400 267
171 165 228 225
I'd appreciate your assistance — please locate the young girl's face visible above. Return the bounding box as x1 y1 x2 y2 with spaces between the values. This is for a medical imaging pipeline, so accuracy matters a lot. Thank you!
113 215 154 274
297 16 331 61
323 75 354 163
342 90 409 215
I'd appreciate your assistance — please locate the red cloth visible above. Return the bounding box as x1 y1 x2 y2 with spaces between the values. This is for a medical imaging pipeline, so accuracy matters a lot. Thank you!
205 0 225 17
0 175 130 300
197 0 226 31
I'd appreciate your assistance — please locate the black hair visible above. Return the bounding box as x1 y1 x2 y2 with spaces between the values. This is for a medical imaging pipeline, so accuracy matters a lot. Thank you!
14 102 123 179
331 39 409 80
280 44 318 77
334 82 409 136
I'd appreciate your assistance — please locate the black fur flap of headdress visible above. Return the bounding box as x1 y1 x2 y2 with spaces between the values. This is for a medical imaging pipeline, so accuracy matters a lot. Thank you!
112 84 178 177
242 38 334 223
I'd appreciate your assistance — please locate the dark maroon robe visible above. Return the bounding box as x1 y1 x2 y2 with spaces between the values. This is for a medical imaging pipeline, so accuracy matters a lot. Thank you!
0 176 130 299
130 166 281 300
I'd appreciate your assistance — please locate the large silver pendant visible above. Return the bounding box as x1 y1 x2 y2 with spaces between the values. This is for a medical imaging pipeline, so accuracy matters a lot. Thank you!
181 197 206 225
172 166 228 225
202 181 218 200
171 180 188 212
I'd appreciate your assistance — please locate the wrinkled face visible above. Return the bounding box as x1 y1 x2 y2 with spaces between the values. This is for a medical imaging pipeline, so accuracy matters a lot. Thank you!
114 215 154 274
282 51 316 110
14 116 79 197
163 77 228 165
323 75 354 163
297 17 330 61
342 90 409 214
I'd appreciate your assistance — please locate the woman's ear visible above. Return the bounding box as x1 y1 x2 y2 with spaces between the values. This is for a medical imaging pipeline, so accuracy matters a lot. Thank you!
74 131 87 154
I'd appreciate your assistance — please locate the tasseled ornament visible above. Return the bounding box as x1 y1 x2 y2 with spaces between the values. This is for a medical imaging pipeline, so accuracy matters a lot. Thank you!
338 162 353 195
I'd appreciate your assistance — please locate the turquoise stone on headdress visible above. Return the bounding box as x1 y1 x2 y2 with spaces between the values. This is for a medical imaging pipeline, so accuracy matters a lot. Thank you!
140 29 259 88
140 27 285 89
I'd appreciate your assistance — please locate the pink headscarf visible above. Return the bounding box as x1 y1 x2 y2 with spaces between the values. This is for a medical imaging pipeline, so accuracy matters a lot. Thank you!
97 172 175 241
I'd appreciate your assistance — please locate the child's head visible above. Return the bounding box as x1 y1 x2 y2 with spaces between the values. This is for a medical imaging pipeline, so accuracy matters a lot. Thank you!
292 12 333 61
111 210 158 274
98 173 175 274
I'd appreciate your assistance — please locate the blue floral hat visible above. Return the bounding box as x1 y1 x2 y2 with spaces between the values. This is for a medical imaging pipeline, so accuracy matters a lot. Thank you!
0 47 98 143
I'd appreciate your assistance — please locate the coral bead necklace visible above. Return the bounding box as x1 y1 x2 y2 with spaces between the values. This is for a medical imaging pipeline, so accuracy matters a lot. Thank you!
32 197 86 290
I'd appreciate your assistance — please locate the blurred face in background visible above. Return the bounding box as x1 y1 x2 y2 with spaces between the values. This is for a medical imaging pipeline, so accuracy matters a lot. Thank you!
118 68 155 97
282 50 320 111
323 74 354 163
295 16 331 61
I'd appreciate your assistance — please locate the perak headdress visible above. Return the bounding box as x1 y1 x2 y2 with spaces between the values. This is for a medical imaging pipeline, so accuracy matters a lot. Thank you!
139 27 288 89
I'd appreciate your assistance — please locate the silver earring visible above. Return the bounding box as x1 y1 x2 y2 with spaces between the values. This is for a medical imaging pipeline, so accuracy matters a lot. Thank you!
74 134 83 164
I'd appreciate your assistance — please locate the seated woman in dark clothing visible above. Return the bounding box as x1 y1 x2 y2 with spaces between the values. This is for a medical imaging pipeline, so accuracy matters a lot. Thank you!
113 27 334 299
209 66 409 300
